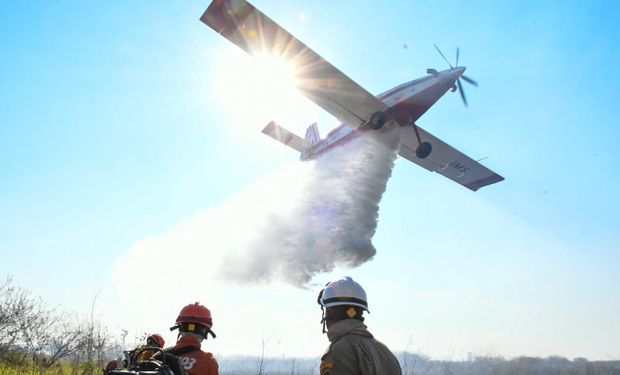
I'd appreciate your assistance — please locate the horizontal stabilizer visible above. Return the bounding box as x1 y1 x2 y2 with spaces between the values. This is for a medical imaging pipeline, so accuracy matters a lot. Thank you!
262 121 311 153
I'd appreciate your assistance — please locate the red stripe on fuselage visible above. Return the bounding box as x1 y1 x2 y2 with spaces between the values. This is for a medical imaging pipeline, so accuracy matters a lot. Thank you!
300 127 363 161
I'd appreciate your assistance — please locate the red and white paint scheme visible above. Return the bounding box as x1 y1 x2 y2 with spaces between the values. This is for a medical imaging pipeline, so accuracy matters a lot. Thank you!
201 0 504 191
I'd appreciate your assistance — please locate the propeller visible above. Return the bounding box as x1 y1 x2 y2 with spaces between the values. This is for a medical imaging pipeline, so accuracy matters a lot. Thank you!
460 75 478 86
456 77 467 107
434 44 478 106
434 44 453 69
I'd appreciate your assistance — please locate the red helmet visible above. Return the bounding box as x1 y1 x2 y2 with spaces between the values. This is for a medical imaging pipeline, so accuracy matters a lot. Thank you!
176 302 213 328
147 333 165 348
104 360 118 374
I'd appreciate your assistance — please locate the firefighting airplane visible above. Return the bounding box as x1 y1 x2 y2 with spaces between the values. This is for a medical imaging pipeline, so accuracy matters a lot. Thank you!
201 0 504 191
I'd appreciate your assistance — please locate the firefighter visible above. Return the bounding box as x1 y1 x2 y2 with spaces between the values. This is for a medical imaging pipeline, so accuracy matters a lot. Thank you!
103 359 118 375
133 333 166 362
317 276 402 375
147 333 165 349
166 302 219 375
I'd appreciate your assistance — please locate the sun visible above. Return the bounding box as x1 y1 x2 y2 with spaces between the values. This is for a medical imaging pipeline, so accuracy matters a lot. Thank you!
213 49 319 141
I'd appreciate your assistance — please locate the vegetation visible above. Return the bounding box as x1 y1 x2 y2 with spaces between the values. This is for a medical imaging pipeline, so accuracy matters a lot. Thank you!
393 353 620 375
213 353 620 375
0 278 112 375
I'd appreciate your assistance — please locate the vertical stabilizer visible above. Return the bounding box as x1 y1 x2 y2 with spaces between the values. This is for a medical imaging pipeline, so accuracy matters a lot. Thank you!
262 121 312 152
304 123 320 145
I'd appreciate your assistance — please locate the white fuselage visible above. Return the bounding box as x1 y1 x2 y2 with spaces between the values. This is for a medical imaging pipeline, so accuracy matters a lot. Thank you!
300 67 465 161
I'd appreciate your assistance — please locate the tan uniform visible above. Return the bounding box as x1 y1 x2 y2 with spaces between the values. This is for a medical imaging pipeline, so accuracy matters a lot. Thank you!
320 319 402 375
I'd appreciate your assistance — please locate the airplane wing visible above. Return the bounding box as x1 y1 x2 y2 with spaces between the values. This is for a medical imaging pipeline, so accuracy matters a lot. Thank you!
200 0 387 129
399 125 504 191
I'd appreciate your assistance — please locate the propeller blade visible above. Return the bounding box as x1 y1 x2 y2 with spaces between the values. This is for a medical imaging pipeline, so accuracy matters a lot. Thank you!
457 78 468 107
461 74 478 87
434 44 453 69
456 47 460 67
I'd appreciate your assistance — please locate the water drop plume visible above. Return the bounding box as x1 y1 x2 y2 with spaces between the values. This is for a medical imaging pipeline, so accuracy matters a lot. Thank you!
222 126 401 286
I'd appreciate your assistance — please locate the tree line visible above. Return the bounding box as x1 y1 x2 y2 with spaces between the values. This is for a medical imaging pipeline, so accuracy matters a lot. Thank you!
196 353 620 375
395 353 620 375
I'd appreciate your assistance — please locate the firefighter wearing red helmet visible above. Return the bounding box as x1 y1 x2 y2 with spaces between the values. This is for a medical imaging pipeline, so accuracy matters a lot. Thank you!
119 332 167 367
103 359 118 375
167 302 219 375
133 333 166 362
147 333 165 349
317 277 401 375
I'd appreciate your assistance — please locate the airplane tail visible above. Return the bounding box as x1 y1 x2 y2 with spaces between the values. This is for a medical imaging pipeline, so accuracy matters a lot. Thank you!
262 121 312 153
304 123 320 145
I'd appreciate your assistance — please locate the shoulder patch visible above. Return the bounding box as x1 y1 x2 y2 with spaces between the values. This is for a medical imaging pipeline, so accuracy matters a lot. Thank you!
320 359 334 375
321 344 332 360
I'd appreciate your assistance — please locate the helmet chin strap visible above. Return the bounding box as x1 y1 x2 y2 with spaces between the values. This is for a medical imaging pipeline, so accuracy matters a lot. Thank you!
317 287 328 334
320 306 327 334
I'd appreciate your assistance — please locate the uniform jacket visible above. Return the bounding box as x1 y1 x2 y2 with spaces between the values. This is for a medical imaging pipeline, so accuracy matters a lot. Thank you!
171 336 219 375
320 319 402 375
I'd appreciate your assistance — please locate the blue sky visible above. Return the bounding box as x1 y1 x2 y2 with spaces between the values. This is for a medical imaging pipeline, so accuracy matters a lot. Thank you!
1 0 619 360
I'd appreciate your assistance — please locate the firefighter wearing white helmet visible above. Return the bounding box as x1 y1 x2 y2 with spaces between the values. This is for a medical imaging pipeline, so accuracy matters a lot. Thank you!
317 277 402 375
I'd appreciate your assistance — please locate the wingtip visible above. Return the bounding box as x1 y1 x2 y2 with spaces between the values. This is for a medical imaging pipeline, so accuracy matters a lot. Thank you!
464 173 505 191
262 120 276 134
200 0 256 36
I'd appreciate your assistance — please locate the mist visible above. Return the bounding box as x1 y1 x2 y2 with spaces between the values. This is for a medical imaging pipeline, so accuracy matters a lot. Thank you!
114 126 402 298
221 126 402 286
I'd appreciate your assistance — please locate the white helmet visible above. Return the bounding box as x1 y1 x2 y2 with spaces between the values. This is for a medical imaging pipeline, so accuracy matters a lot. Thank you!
318 276 369 312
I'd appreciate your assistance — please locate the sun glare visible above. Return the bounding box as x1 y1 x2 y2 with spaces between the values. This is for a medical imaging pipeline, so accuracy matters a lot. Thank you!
213 50 319 141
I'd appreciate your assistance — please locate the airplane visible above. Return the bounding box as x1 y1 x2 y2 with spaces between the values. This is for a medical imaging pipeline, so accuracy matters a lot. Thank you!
201 0 504 191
